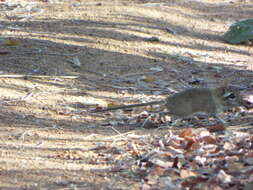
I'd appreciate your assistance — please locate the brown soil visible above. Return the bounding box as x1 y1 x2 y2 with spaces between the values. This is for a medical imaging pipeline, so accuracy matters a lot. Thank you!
0 0 252 189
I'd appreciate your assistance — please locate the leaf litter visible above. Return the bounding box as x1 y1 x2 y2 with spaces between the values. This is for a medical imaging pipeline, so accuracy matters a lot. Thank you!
101 127 253 190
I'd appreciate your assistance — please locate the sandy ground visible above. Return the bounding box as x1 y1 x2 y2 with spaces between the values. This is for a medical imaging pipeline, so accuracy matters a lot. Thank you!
0 0 252 189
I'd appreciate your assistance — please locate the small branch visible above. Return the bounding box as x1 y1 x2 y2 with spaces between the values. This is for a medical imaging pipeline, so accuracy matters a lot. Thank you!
108 126 122 135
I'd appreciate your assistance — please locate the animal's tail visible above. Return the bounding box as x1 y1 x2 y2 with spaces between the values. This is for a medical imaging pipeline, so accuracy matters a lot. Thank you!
92 100 164 112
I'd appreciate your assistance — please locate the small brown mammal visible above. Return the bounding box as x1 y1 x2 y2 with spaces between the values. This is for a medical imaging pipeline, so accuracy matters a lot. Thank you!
93 86 244 123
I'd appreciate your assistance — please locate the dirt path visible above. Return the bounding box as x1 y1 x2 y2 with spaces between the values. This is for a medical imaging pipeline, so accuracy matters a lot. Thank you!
0 0 252 189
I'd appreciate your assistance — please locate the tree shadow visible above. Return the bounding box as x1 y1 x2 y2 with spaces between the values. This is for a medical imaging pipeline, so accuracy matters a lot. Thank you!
0 169 112 190
172 0 253 22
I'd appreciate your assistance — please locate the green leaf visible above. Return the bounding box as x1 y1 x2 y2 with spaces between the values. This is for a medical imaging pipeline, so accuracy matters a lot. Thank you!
223 19 253 44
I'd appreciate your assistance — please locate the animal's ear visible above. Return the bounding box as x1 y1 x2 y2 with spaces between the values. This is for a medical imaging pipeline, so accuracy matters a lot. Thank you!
217 78 235 94
215 86 235 98
215 86 227 95
219 79 230 88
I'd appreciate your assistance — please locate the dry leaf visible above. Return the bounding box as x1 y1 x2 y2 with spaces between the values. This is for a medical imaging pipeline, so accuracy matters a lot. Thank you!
167 146 184 155
182 176 208 188
180 169 197 178
141 183 152 190
159 176 179 190
127 143 140 156
207 124 226 132
149 66 163 72
141 76 156 82
199 129 210 137
107 102 125 108
203 144 217 153
93 105 104 111
149 165 166 176
179 128 193 138
242 166 253 175
195 156 207 165
149 158 174 168
4 39 19 46
169 138 185 149
247 152 253 158
226 161 244 172
186 137 201 151
216 170 233 183
223 142 236 150
197 184 223 190
201 136 217 144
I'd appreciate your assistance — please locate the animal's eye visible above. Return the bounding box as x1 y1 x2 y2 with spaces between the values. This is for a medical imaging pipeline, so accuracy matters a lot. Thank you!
224 92 232 97
228 93 236 99
223 92 236 99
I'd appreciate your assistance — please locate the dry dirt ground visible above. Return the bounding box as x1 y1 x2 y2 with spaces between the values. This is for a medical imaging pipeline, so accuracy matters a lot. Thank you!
0 0 252 189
